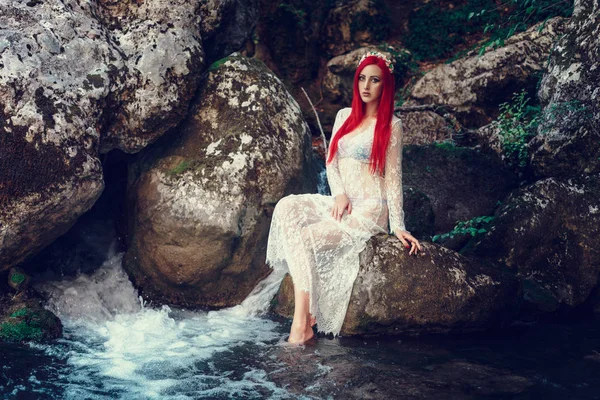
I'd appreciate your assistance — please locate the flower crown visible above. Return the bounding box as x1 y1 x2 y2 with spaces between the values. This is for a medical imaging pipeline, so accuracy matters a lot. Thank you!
357 51 394 73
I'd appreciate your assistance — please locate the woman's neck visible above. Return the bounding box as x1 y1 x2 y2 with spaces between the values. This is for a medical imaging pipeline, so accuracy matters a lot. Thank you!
364 101 379 119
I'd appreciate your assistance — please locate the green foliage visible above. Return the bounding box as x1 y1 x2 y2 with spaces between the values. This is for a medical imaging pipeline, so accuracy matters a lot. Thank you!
10 273 25 285
470 0 573 55
432 215 495 242
496 89 541 168
9 308 28 318
277 3 308 28
405 0 500 61
168 160 192 176
433 141 458 151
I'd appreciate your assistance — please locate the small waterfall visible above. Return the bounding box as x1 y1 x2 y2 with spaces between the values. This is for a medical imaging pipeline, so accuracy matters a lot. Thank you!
29 241 290 399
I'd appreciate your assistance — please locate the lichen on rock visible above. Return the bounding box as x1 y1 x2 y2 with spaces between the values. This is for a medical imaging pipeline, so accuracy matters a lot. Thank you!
125 54 315 308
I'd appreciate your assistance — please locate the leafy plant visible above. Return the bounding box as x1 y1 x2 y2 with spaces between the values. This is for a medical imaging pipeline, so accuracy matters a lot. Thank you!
405 0 500 61
469 0 573 55
496 89 541 168
432 215 495 242
277 3 308 28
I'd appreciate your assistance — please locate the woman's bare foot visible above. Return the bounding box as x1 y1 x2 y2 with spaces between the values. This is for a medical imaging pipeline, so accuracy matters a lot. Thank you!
288 321 314 344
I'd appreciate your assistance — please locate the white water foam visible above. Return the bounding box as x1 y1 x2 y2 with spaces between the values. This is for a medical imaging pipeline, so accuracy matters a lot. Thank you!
31 247 294 399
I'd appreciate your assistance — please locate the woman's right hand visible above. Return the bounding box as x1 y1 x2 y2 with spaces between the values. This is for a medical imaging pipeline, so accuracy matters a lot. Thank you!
331 194 352 222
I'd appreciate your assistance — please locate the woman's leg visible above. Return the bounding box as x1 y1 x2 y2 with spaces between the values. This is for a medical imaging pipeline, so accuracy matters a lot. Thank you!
288 286 314 343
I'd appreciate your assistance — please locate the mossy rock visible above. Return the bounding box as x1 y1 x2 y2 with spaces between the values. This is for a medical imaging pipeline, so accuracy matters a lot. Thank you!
8 268 30 291
0 295 62 343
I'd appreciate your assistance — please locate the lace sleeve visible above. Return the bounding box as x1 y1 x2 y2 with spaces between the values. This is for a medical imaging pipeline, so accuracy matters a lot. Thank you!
326 108 348 198
385 119 406 234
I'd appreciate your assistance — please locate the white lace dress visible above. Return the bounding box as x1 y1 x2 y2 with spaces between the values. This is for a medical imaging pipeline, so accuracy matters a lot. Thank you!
266 107 406 336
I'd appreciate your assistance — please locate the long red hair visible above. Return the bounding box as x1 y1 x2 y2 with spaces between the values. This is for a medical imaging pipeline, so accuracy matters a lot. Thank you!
326 55 396 175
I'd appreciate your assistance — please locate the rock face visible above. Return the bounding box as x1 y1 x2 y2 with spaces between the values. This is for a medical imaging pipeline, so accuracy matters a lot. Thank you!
323 0 392 57
529 0 600 179
198 0 259 64
409 17 567 127
0 0 203 270
125 54 315 308
0 0 259 272
402 144 518 234
273 238 521 336
465 175 600 314
400 111 456 146
0 270 62 343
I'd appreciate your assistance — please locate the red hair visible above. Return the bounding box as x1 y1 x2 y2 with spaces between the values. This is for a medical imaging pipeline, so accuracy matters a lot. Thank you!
326 55 396 175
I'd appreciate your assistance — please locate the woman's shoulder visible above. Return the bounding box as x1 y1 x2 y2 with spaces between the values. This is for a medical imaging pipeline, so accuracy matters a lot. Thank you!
391 114 403 132
336 107 352 120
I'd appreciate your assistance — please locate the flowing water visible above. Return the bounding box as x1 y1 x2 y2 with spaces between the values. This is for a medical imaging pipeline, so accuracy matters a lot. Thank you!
2 245 600 399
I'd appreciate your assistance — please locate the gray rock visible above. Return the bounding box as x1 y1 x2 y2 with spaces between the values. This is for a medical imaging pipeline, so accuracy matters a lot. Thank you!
402 144 518 234
466 175 600 313
323 0 392 57
400 111 456 146
0 0 206 270
273 238 521 336
409 17 567 127
529 0 600 178
198 0 259 63
124 54 315 308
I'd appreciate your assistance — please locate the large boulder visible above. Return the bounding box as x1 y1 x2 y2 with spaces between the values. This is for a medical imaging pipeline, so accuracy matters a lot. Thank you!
399 111 456 146
0 0 205 270
529 0 600 179
465 175 600 314
273 238 521 336
124 54 315 308
409 17 567 128
402 144 518 234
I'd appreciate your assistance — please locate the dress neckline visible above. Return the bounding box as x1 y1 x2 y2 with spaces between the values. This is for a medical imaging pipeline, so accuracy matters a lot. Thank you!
343 119 375 141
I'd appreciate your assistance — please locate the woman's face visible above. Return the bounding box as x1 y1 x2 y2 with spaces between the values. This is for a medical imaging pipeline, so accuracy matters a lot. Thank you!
358 64 383 105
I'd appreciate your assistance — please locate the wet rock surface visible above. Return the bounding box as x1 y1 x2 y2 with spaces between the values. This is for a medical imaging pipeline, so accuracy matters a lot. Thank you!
125 54 315 308
0 270 61 343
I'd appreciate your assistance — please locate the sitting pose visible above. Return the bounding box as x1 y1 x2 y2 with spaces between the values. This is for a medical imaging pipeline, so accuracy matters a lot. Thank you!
266 51 421 344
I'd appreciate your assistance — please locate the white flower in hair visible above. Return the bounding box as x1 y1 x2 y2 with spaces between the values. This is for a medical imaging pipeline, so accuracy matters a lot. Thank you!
357 51 394 73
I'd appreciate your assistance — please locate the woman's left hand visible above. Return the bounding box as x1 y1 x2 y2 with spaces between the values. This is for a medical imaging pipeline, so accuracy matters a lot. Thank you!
395 231 422 256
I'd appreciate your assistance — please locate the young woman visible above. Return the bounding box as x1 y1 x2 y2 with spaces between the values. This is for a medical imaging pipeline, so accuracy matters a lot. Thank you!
266 52 421 344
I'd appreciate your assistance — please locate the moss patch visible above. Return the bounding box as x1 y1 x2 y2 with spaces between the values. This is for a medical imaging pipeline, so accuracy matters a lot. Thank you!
208 56 231 72
0 321 43 341
10 273 25 285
